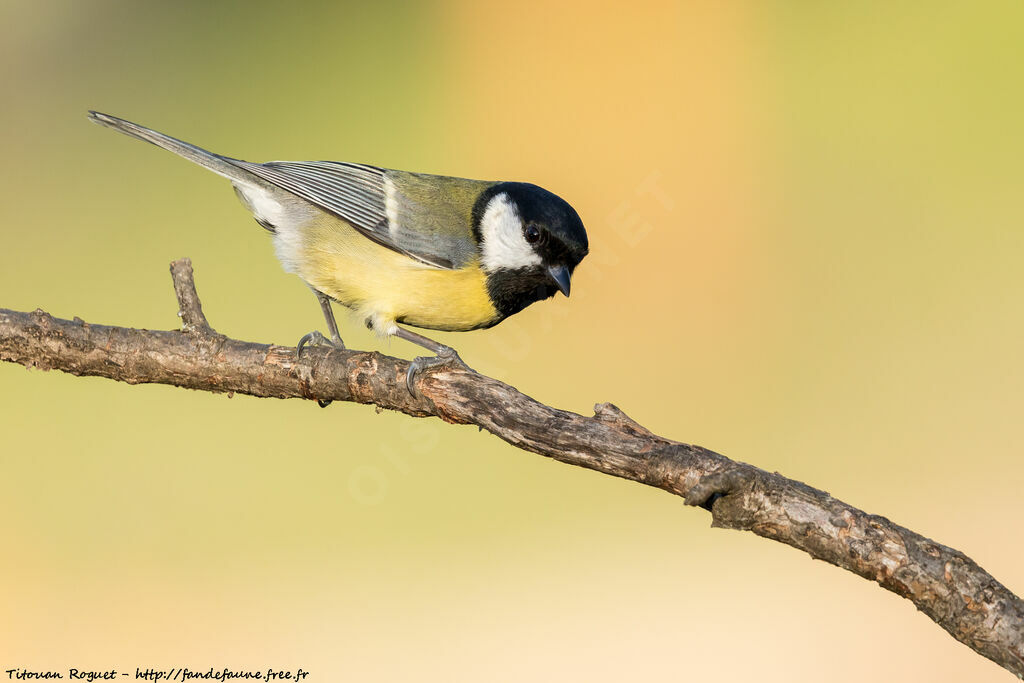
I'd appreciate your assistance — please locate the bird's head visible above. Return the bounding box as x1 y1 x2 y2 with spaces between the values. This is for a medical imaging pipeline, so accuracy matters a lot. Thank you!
474 182 588 318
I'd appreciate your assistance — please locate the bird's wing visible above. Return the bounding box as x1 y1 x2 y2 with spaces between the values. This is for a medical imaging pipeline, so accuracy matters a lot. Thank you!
230 160 486 270
384 169 495 271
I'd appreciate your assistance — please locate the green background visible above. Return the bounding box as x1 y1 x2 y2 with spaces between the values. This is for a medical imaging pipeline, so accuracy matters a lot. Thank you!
2 1 1022 680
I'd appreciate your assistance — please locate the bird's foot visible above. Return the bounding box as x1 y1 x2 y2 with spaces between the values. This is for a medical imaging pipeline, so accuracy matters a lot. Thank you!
406 345 473 395
296 331 345 408
295 330 345 358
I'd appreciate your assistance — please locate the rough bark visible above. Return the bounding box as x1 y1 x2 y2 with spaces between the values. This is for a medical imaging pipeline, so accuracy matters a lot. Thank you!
1 258 1021 678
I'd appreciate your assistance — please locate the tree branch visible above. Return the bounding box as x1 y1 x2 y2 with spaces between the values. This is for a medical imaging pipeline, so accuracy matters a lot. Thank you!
2 258 1022 678
169 257 214 334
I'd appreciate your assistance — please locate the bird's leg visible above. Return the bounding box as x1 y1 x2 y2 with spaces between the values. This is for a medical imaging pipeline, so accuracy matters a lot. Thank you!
296 289 346 357
391 325 473 394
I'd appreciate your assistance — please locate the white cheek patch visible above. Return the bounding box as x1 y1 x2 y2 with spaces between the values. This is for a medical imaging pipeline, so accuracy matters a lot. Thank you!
480 193 542 272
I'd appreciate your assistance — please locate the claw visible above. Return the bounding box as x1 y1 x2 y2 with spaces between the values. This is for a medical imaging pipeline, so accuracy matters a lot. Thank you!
296 330 345 358
296 330 345 407
406 346 472 395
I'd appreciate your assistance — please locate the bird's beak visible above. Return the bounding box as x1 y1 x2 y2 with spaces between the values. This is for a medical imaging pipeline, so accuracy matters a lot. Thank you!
547 264 571 297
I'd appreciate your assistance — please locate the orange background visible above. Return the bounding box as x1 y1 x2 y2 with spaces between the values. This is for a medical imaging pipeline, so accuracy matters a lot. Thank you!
2 1 1022 680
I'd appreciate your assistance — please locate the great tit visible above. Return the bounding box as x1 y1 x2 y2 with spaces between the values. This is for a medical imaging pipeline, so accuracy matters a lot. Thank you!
88 112 588 391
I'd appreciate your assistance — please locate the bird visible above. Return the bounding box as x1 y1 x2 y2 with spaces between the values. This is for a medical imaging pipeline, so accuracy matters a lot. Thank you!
87 112 589 393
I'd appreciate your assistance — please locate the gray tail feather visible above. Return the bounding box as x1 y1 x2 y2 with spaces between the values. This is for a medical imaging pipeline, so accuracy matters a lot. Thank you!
87 111 267 190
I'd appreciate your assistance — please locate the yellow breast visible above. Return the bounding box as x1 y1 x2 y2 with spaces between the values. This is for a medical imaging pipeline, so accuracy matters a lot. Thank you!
283 214 499 332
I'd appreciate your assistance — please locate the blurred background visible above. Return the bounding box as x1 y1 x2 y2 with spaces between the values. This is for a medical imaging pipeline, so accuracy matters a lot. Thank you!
2 1 1023 680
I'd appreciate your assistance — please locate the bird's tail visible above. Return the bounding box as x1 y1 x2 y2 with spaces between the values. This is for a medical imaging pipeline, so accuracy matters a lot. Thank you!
87 111 268 190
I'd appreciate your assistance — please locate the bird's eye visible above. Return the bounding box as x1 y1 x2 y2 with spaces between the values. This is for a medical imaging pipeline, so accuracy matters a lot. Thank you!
524 224 541 244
